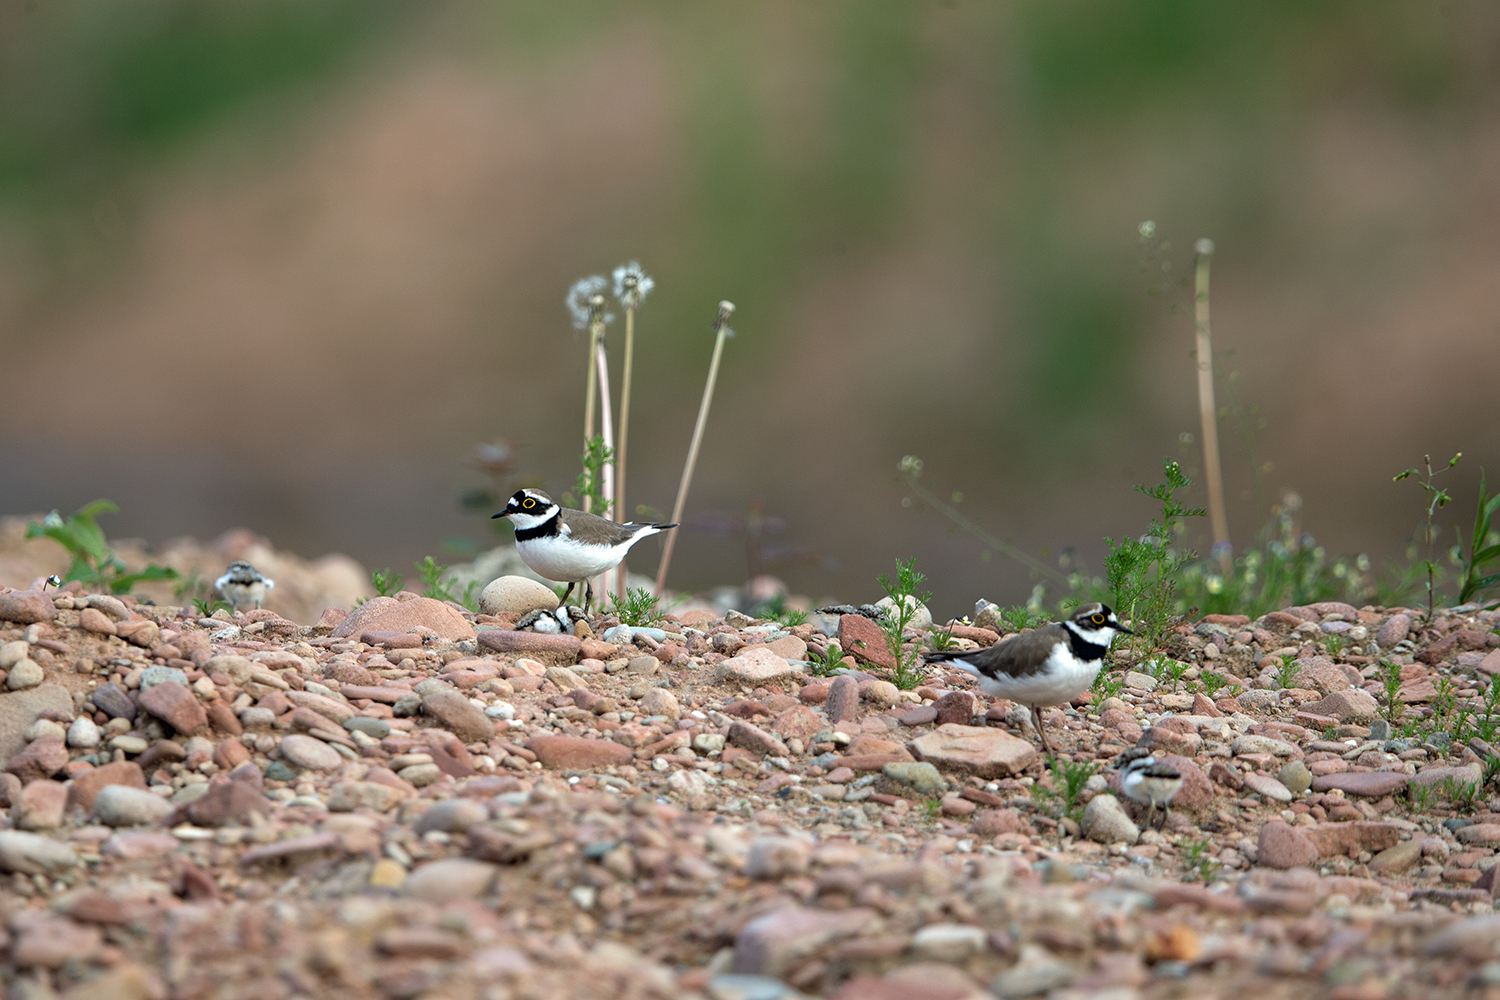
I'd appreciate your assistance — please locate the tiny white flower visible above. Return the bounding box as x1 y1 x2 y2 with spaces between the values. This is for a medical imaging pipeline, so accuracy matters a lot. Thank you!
612 261 654 309
566 275 611 330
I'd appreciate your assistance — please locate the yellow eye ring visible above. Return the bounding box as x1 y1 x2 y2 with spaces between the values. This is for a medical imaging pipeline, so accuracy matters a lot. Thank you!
522 498 536 508
1091 614 1105 624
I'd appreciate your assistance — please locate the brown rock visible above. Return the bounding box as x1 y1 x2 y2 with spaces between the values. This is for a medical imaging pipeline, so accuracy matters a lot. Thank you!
773 704 824 742
362 630 423 648
1302 688 1379 723
1310 772 1410 797
733 905 879 977
1368 839 1424 875
66 762 146 813
137 681 207 735
1454 823 1500 847
1301 821 1401 858
213 739 251 770
5 735 68 783
825 674 860 723
1258 820 1319 869
78 607 117 635
932 691 974 726
330 595 474 640
11 917 102 968
799 681 830 704
205 700 242 735
971 808 1021 837
728 721 790 757
315 606 349 630
185 775 273 827
526 734 633 769
839 614 895 669
1191 693 1223 717
421 690 495 743
477 629 581 664
1139 723 1201 757
1292 657 1353 694
0 590 56 625
1154 755 1213 811
1376 614 1411 647
908 724 1037 778
15 779 67 829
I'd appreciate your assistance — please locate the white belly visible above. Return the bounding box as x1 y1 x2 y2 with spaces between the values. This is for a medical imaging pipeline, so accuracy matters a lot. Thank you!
1122 770 1181 808
954 646 1101 707
516 535 629 582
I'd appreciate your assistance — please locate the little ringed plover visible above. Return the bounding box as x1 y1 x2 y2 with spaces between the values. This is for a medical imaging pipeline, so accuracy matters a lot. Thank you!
1115 747 1183 831
216 561 275 610
492 489 676 612
923 602 1130 752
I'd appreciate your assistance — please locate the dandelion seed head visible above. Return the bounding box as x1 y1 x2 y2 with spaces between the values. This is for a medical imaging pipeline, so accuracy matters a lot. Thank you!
565 275 610 329
612 261 654 309
713 300 736 337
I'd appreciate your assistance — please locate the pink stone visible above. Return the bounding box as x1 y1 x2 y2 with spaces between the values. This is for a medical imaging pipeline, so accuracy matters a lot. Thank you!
907 724 1037 778
0 590 56 625
67 762 146 813
15 779 67 830
477 629 581 664
526 734 633 769
1301 821 1401 858
137 681 208 735
1257 821 1319 869
839 614 895 670
5 736 69 783
330 595 474 641
773 704 824 742
1310 771 1410 797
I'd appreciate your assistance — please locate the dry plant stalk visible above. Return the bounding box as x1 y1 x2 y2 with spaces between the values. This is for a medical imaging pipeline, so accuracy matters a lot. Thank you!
1194 238 1230 573
612 263 653 600
655 300 735 597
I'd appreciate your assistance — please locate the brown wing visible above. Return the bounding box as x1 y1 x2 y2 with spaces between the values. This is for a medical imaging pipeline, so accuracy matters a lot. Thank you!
559 508 674 546
923 624 1066 679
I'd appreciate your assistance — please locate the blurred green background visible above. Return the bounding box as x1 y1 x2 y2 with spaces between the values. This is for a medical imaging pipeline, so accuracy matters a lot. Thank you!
2 0 1498 616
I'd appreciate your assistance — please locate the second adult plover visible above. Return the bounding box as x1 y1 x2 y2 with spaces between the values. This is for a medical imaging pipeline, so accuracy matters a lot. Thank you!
215 561 274 609
492 489 676 611
923 602 1130 751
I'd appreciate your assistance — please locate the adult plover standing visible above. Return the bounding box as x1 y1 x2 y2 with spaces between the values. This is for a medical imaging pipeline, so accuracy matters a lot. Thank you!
492 489 676 612
922 602 1130 752
1116 747 1183 831
215 561 275 609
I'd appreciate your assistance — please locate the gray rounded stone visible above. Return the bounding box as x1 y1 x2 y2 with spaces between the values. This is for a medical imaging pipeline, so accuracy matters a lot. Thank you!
139 666 188 691
6 658 44 690
278 734 343 771
402 857 499 903
413 798 488 834
1277 760 1313 795
94 785 175 827
1081 793 1140 845
67 716 101 749
343 717 391 739
882 761 947 798
0 830 79 874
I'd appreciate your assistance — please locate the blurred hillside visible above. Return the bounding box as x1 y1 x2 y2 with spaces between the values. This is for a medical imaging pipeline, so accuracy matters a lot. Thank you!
1 1 1498 618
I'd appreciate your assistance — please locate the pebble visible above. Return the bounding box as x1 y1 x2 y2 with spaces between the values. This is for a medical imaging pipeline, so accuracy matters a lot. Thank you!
94 785 176 827
882 761 946 797
908 723 1037 777
67 715 101 749
139 665 188 690
479 575 559 617
1277 760 1313 794
1243 772 1293 802
110 735 149 755
402 858 499 902
1082 793 1140 845
0 830 80 874
279 734 343 771
6 657 44 689
421 690 496 742
343 716 392 738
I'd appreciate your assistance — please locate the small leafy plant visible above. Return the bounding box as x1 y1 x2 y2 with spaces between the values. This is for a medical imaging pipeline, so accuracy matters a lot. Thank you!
877 557 933 690
998 606 1051 633
1092 668 1125 701
1324 633 1346 660
1380 659 1406 728
1198 669 1230 699
1033 755 1098 823
1394 452 1461 621
1182 836 1221 883
1275 653 1301 690
371 568 404 598
1458 470 1500 606
1440 775 1482 811
25 501 179 595
755 594 808 628
191 597 232 617
1407 781 1436 813
610 587 666 628
808 642 847 677
571 436 615 517
927 625 957 652
1106 459 1206 661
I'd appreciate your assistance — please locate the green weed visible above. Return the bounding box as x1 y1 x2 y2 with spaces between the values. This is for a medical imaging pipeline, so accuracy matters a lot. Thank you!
1106 459 1205 662
1407 781 1435 813
191 597 232 618
1394 452 1461 621
1198 669 1230 699
926 625 957 652
925 797 943 820
1458 470 1500 606
1092 668 1125 702
610 587 666 628
1325 633 1346 659
998 606 1051 633
1182 836 1221 883
755 594 808 628
25 501 179 596
1275 653 1301 690
370 568 404 598
1441 775 1481 811
1033 755 1098 823
877 558 933 690
571 435 614 517
1380 659 1406 727
808 642 846 678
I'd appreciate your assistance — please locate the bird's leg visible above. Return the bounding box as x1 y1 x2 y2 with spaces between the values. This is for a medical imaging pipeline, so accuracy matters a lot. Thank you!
1032 704 1052 754
560 582 576 607
1145 803 1156 832
1159 805 1171 833
583 580 594 614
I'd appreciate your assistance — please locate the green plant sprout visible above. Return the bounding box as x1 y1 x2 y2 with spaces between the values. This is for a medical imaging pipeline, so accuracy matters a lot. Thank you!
1275 653 1301 690
808 642 847 678
1106 459 1206 661
1092 668 1125 701
1325 633 1346 659
370 568 404 598
1380 659 1406 728
572 436 614 518
192 597 232 617
1198 670 1229 699
25 501 179 595
610 587 666 628
998 606 1051 633
1458 470 1500 606
1182 836 1222 883
877 557 933 690
1394 452 1461 621
1033 755 1098 823
926 625 957 652
755 594 808 628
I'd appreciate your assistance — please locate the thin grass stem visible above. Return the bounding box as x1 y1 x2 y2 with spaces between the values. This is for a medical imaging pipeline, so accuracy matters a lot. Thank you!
614 305 636 601
1194 238 1230 573
655 301 734 597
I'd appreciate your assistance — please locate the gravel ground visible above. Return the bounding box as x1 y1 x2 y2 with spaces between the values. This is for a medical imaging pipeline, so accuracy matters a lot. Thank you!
3 534 1500 1000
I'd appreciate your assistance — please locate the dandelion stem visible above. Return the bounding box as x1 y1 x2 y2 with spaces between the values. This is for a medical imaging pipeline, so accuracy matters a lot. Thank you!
582 320 600 512
655 301 734 597
614 306 636 601
594 336 616 599
1194 239 1231 574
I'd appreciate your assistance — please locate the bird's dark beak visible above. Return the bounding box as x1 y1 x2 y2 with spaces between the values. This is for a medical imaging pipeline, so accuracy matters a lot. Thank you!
1115 620 1133 635
491 511 504 519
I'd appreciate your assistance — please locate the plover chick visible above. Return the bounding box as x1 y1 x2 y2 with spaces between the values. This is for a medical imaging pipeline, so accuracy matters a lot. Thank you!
215 560 274 610
1116 747 1183 831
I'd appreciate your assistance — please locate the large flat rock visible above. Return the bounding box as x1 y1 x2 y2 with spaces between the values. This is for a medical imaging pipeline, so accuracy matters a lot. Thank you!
907 723 1037 778
0 684 74 768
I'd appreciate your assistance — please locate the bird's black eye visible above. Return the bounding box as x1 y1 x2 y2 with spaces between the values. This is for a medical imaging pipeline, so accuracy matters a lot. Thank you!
1091 613 1106 624
522 497 536 509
